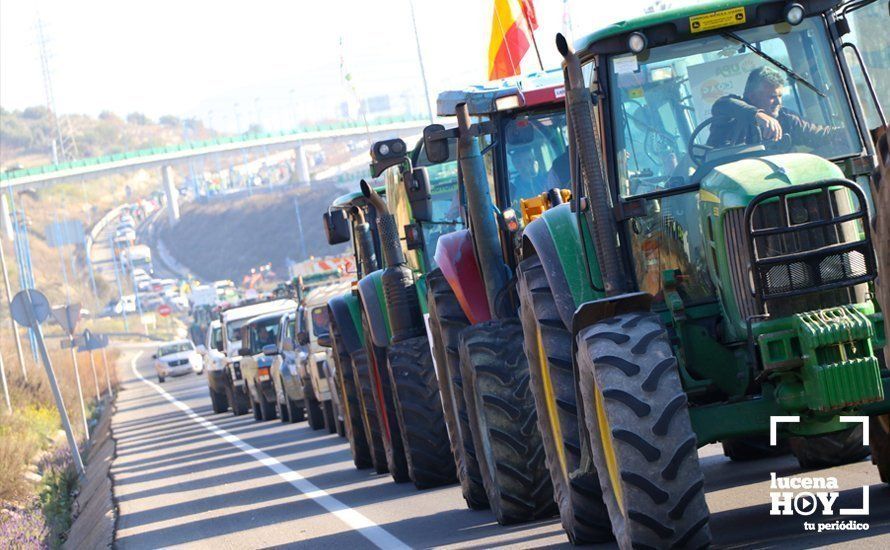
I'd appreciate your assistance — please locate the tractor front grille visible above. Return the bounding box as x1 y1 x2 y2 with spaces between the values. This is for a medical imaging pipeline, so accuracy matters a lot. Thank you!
743 180 875 317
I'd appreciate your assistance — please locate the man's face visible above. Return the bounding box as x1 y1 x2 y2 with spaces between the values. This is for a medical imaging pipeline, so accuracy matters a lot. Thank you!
748 82 783 116
512 149 537 179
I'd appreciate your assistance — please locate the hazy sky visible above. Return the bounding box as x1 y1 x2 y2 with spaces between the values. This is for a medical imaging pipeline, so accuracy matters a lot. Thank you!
1 0 693 131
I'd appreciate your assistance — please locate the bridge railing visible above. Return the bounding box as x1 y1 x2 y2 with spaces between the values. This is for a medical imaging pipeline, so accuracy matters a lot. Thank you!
1 115 427 183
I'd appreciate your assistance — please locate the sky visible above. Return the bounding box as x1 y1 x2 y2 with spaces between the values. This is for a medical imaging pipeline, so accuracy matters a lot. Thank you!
0 0 695 133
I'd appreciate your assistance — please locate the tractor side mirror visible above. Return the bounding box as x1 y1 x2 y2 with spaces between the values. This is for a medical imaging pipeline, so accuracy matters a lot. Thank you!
296 331 310 346
324 209 351 245
405 167 433 222
423 124 450 164
262 344 279 356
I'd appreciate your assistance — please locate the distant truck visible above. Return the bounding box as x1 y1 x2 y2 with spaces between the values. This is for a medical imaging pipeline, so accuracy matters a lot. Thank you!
121 244 153 275
188 285 218 309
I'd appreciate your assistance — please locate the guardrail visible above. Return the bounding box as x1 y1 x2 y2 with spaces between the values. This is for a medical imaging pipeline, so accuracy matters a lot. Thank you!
85 204 127 261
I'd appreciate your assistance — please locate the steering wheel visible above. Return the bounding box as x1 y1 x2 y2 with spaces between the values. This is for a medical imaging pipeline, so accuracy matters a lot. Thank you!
688 116 792 167
688 116 723 167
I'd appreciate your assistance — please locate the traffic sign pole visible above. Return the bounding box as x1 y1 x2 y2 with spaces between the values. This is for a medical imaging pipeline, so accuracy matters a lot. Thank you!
0 239 27 380
0 351 11 413
68 341 89 437
88 350 101 401
14 289 85 477
101 348 113 399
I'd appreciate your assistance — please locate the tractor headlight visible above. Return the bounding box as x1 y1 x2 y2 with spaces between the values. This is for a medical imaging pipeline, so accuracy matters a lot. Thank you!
495 95 521 111
377 143 390 156
628 32 647 54
784 3 805 25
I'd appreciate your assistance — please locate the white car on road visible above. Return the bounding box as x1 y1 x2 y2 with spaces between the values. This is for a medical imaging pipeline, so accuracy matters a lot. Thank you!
153 340 202 382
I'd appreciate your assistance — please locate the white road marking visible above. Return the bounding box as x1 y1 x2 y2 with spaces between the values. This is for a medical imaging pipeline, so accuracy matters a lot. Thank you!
128 352 409 550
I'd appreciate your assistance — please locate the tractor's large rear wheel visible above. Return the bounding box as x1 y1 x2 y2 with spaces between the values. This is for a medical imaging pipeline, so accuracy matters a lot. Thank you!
870 414 890 483
427 268 488 510
577 312 711 549
362 313 410 483
387 336 457 489
352 348 388 473
459 320 557 525
518 255 612 543
351 346 389 474
331 326 372 469
789 425 870 469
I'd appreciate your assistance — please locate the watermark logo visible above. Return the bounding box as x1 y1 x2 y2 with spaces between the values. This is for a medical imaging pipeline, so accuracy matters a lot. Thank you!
769 416 870 532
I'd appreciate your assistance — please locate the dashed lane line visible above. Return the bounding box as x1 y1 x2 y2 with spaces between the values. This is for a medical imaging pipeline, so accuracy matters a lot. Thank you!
128 352 410 549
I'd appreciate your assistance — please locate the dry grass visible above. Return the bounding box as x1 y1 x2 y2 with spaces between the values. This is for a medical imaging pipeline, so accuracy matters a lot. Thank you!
0 335 119 504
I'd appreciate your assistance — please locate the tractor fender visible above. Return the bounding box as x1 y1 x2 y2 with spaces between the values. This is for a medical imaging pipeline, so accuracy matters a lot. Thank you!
357 270 392 348
433 229 491 325
521 203 601 329
328 293 364 353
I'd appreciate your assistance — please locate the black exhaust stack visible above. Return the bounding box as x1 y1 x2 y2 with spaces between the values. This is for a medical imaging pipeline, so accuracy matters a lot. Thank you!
360 179 423 342
557 33 625 296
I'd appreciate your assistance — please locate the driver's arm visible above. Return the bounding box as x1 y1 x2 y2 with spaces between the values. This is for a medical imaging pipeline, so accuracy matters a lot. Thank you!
778 111 840 149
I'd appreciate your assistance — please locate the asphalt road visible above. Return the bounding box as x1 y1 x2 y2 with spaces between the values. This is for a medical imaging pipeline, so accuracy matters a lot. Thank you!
111 347 890 549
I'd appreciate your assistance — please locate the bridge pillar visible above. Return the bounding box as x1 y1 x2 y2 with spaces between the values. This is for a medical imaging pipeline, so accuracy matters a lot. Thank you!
162 165 180 223
292 143 311 186
1 194 12 242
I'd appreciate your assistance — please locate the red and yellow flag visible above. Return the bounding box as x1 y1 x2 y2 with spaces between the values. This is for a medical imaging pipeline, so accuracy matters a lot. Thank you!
488 0 539 81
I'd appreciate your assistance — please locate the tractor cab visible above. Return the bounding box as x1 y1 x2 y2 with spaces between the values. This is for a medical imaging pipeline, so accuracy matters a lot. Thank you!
432 69 570 234
370 136 462 276
568 0 884 328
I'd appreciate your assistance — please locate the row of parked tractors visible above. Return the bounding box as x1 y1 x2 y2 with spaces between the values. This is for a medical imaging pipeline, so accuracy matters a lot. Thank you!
316 2 889 547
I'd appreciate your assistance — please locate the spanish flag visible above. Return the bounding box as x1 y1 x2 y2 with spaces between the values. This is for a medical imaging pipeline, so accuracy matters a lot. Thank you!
488 0 539 81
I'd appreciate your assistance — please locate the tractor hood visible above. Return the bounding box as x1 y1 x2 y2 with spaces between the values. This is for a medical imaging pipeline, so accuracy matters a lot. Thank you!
699 153 844 211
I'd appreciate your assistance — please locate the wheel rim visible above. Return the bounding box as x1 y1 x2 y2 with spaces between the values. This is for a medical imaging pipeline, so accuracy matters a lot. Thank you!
536 325 568 478
594 382 623 514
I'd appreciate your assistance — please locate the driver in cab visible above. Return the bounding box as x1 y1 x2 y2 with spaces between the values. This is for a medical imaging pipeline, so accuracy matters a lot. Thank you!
707 66 842 149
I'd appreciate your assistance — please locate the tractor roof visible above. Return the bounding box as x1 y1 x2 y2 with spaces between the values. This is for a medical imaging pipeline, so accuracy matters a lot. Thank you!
574 0 843 59
436 68 564 117
330 185 386 211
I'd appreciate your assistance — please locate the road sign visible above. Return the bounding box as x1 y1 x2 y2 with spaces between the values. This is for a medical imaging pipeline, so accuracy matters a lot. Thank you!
77 329 110 352
47 219 85 248
10 289 51 328
157 304 172 317
52 303 82 336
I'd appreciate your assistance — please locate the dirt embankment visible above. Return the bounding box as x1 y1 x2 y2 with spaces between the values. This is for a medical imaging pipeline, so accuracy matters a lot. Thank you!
158 184 352 282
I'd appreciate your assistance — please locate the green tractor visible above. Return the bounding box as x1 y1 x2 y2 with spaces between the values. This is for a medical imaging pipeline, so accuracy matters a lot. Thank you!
421 72 590 526
515 1 888 546
324 139 463 489
325 190 386 473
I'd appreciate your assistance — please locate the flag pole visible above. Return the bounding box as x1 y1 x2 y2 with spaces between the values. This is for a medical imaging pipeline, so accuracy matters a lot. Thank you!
521 7 544 71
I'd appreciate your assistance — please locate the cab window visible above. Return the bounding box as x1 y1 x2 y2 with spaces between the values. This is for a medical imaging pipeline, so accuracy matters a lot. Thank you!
504 110 569 214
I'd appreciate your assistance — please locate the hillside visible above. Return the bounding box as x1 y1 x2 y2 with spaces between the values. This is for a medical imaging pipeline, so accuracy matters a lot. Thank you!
0 106 218 168
157 184 353 283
